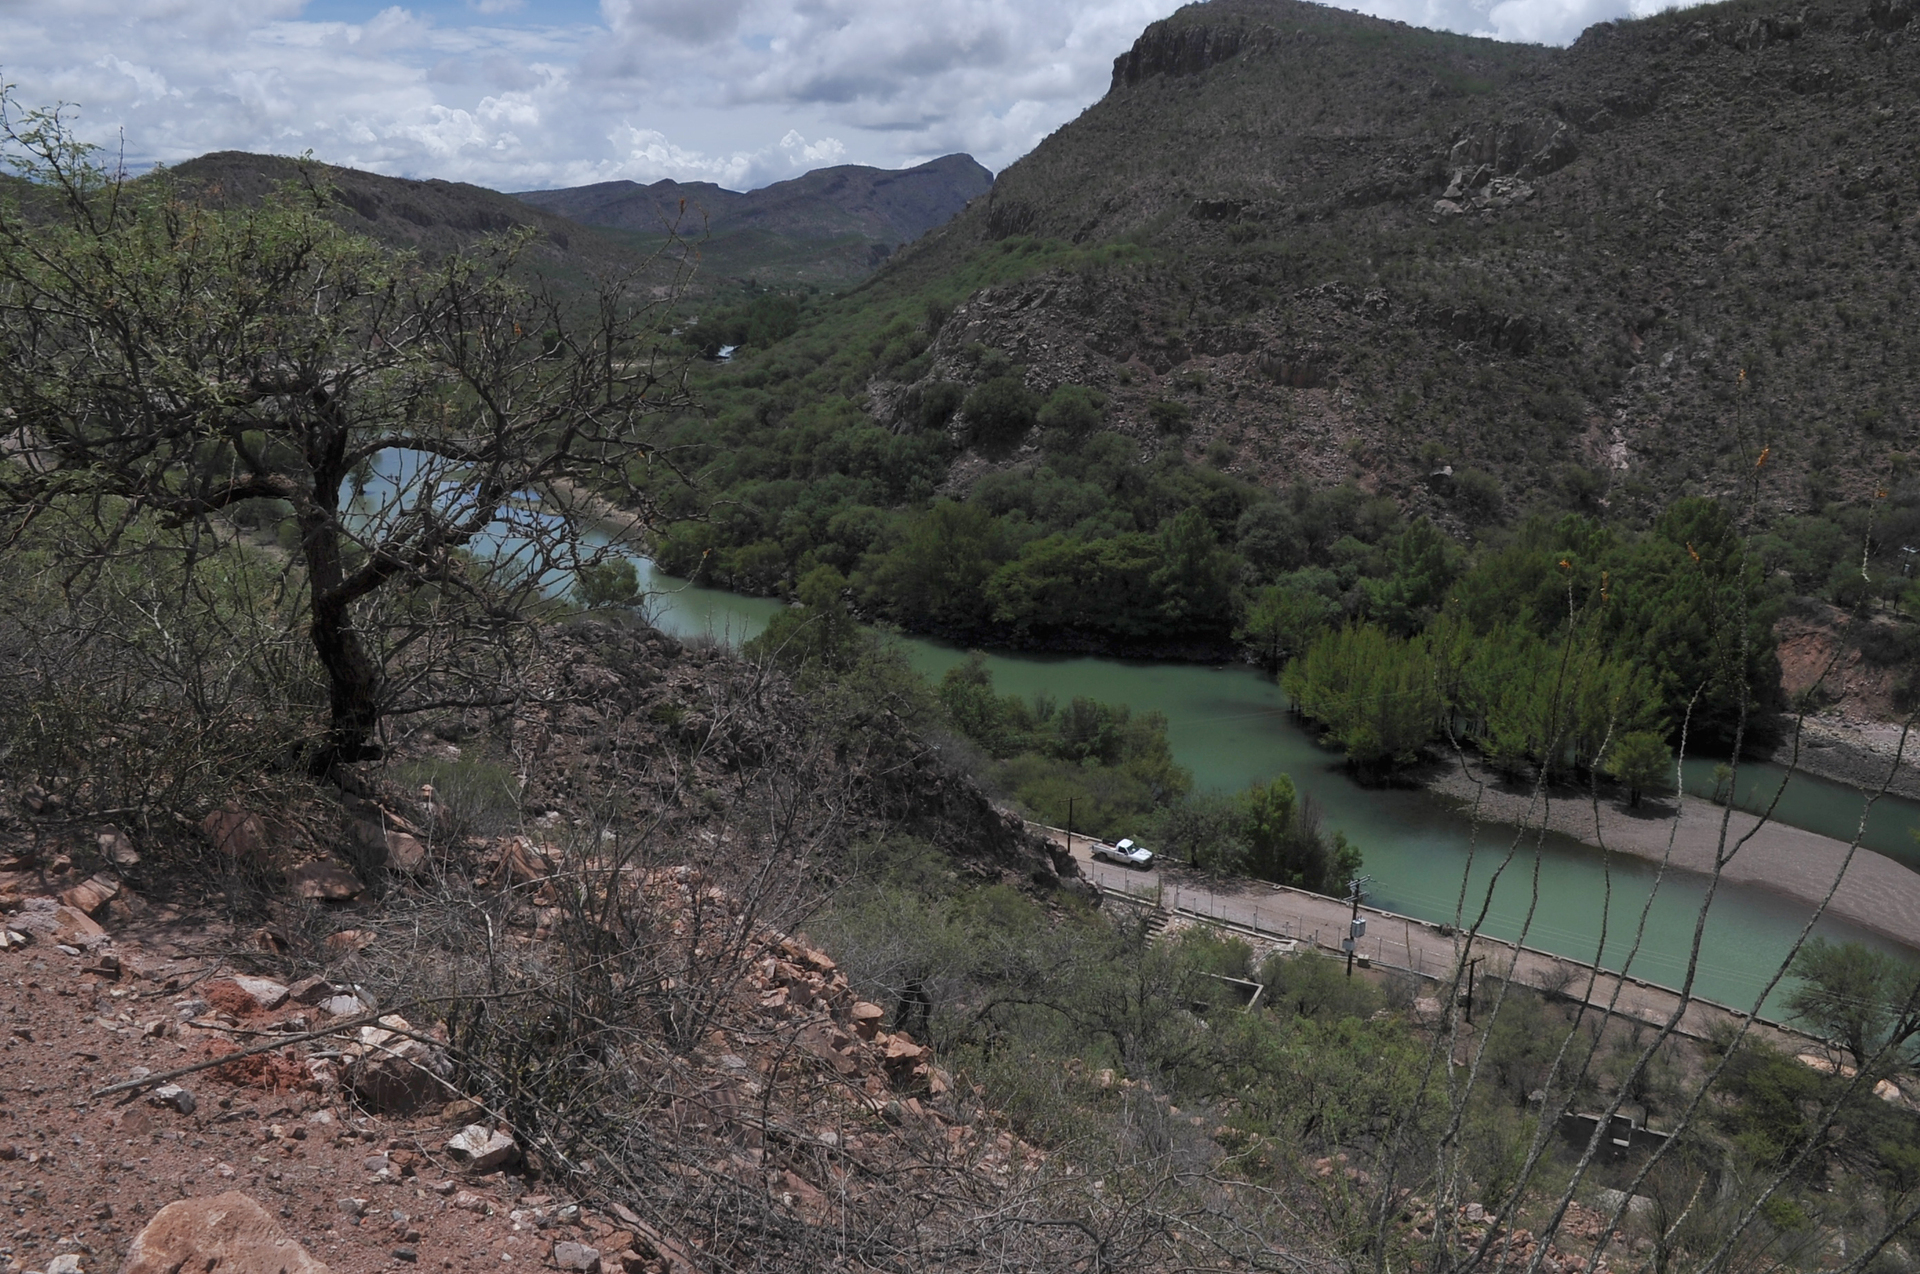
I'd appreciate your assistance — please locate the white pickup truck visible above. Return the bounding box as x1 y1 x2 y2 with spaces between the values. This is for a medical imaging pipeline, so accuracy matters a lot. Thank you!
1091 837 1155 870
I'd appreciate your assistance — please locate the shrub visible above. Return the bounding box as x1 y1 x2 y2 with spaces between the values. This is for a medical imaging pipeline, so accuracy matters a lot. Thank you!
572 558 641 610
1037 384 1107 435
1148 399 1191 433
916 380 966 430
963 376 1040 447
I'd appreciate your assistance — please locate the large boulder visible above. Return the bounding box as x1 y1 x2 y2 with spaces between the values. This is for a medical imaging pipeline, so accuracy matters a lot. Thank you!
119 1191 331 1273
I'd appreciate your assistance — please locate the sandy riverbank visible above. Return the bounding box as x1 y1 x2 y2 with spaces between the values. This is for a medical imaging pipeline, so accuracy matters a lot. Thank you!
1426 756 1920 954
1773 713 1920 801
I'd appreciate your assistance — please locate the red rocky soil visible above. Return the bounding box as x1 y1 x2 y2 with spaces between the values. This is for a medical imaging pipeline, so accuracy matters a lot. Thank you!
0 920 634 1273
0 888 995 1274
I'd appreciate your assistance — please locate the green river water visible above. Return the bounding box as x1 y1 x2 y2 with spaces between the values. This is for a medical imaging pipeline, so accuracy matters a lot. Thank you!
628 560 1920 1017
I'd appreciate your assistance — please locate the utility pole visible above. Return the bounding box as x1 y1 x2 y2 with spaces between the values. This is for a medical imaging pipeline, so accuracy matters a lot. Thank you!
1343 875 1373 979
1464 955 1485 1025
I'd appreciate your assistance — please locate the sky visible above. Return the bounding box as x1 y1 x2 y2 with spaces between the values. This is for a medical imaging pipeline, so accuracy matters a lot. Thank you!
0 0 1678 194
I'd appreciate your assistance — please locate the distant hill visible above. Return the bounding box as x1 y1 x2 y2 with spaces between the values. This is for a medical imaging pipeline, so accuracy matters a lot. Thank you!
161 152 653 296
513 154 993 288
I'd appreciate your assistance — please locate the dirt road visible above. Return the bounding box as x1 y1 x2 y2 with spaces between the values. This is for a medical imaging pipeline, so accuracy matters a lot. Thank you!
1042 826 1823 1053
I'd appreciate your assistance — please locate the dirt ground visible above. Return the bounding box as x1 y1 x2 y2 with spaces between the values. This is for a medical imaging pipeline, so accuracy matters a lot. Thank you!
0 912 642 1274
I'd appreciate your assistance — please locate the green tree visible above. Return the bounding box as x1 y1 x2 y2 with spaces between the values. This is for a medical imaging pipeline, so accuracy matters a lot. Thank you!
1147 399 1190 433
1605 730 1674 806
1036 384 1106 435
961 376 1039 447
857 500 1008 630
1785 938 1920 1071
936 651 1033 758
1238 580 1337 673
1150 508 1236 633
744 565 863 675
986 533 1162 638
0 102 686 769
1283 625 1440 770
572 558 641 610
1234 775 1354 892
1360 517 1458 635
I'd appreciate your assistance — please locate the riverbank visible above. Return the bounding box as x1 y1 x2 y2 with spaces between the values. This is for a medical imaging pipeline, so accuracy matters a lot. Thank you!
1773 713 1920 802
1426 754 1920 955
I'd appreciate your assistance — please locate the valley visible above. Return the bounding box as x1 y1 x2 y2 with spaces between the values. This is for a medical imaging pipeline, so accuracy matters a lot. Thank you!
4 0 1920 1267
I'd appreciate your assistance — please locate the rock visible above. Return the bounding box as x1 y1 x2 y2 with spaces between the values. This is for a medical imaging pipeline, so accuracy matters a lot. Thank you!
486 837 555 886
247 924 288 954
202 808 268 860
99 825 140 867
325 929 375 954
337 1197 368 1216
231 976 291 1010
1593 1187 1654 1218
552 1240 602 1272
120 1191 332 1273
385 830 429 874
46 1255 87 1274
848 1002 886 1040
346 1015 451 1112
10 896 108 948
393 1246 419 1263
149 1084 197 1114
288 859 363 901
882 1034 927 1067
440 1097 485 1125
446 1124 517 1173
288 975 336 1005
321 990 376 1018
0 928 29 950
351 811 431 876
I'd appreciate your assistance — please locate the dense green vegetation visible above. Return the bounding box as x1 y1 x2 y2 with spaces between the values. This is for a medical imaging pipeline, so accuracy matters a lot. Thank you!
1283 498 1782 772
633 200 1919 779
659 278 1917 768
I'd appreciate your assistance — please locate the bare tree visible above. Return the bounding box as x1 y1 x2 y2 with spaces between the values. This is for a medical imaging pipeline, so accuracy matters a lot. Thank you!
0 95 690 772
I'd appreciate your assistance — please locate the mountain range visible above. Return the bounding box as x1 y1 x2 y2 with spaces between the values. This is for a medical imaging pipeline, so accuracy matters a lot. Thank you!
513 154 993 288
153 149 992 297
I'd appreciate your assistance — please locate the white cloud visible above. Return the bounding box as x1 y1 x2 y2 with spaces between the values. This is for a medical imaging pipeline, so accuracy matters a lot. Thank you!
780 129 845 165
0 0 1668 194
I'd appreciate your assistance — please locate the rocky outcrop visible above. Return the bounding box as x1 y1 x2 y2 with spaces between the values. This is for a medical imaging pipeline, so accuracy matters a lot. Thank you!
120 1191 332 1273
1110 21 1262 89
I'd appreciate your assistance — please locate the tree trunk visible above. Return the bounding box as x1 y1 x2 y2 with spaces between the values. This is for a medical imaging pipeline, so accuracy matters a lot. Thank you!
298 462 384 771
309 593 384 770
